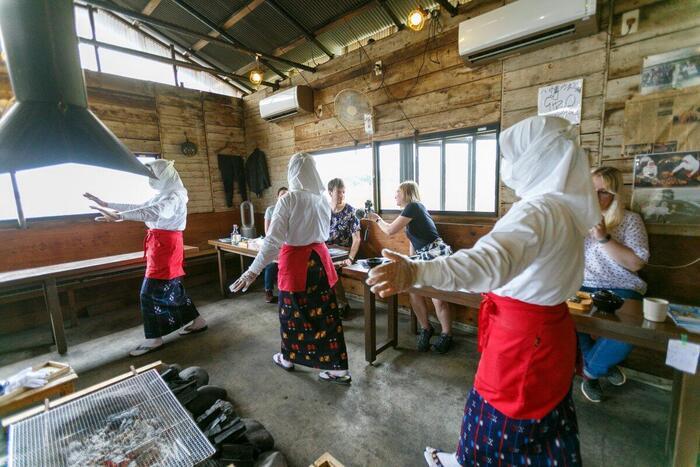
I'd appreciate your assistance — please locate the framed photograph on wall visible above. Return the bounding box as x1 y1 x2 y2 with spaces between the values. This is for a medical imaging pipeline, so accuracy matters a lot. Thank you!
641 46 700 95
632 151 700 225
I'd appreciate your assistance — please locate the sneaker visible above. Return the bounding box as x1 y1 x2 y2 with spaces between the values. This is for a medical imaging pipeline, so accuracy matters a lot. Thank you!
580 378 603 403
265 290 276 303
416 325 435 352
606 366 627 386
432 333 453 354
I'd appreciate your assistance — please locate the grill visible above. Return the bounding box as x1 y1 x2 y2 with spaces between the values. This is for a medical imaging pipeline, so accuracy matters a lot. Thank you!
8 370 215 467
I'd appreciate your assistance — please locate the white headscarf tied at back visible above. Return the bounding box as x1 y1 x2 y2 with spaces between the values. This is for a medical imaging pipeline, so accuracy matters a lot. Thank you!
147 159 187 195
287 152 325 194
499 116 600 235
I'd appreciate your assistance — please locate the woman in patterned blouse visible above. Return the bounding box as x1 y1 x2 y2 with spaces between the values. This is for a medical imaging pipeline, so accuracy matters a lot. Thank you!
326 178 361 318
579 166 649 403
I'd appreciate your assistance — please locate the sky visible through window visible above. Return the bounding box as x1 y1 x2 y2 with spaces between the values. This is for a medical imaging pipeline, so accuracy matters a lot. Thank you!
313 146 373 210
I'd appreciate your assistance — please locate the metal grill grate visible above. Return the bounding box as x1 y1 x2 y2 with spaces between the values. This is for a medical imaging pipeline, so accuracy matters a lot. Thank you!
8 370 215 467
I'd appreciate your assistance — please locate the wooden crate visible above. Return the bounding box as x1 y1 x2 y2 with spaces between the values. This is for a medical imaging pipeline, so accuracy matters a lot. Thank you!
310 452 345 467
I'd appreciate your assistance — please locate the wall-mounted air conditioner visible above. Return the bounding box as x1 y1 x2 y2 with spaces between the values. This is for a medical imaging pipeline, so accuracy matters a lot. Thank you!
259 85 314 122
458 0 597 66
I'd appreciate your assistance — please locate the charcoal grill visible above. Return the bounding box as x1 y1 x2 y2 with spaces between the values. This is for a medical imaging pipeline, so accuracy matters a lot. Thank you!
8 369 215 466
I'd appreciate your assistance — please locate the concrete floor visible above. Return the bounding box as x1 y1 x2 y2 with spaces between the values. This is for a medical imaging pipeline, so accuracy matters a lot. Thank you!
0 283 670 467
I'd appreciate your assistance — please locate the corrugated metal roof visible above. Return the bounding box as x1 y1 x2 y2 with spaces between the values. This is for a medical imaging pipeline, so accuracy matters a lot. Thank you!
101 0 451 91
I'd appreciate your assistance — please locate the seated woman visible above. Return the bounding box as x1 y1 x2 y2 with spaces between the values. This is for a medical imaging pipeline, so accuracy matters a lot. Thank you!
579 166 649 403
367 181 453 353
262 186 288 303
325 178 361 318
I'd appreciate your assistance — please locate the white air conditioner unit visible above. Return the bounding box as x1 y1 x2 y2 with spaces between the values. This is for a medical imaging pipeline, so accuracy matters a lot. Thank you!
458 0 597 66
259 85 314 122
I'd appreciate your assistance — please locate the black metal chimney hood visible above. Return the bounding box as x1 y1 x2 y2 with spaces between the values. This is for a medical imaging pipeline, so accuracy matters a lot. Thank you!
0 0 152 177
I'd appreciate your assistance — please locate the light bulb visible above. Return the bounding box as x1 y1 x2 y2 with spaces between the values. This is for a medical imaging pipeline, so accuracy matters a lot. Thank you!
407 9 426 31
249 69 264 86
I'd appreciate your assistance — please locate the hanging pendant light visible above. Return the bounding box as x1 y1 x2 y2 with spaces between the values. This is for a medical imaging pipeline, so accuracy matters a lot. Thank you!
407 8 427 31
249 55 264 86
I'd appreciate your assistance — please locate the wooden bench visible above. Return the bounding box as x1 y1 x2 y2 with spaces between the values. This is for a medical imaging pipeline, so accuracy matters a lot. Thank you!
0 246 199 355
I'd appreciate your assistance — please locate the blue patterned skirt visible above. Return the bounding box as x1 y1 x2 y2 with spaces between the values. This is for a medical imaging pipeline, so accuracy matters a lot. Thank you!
278 252 349 370
139 277 199 338
414 238 452 261
456 388 581 466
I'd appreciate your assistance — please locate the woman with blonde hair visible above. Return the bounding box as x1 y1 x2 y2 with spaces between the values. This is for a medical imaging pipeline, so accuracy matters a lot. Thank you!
578 166 649 403
231 153 351 385
367 181 454 353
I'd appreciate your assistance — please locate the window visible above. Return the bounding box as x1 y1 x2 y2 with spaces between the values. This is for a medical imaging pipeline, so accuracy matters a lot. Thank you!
1 154 159 222
73 6 238 96
376 125 499 215
312 146 373 210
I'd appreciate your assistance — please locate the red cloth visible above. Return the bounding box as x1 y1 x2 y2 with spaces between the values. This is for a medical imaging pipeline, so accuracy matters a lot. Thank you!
143 229 185 280
474 293 576 420
277 243 337 292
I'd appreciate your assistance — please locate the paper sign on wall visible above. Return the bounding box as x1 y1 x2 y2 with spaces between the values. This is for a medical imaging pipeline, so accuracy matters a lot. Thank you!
538 78 583 124
665 339 699 374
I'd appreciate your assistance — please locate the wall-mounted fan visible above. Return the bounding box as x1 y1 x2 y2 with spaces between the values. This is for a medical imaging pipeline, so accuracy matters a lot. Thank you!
333 89 374 135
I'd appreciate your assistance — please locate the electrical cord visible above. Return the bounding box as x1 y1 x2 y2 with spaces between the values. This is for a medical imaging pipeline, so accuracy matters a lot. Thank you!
646 257 700 269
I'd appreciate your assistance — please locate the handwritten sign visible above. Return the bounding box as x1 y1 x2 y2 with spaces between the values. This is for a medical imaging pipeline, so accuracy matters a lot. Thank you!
538 79 583 124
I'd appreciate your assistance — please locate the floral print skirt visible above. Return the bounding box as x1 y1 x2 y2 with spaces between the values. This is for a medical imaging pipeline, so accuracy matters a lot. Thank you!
139 277 199 338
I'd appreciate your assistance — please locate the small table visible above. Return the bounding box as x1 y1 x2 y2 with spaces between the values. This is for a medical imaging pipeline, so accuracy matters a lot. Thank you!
208 239 348 296
0 246 198 355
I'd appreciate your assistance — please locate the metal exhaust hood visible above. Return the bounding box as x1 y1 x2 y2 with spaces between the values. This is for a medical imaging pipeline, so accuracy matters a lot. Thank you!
0 0 152 177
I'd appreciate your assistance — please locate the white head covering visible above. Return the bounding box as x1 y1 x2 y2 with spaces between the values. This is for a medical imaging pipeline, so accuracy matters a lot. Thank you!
499 116 600 235
147 159 187 195
287 152 325 194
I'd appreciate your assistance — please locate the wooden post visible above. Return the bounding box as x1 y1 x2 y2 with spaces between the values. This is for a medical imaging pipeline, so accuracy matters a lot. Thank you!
388 294 398 348
9 171 26 229
43 277 67 355
363 283 376 364
216 247 226 296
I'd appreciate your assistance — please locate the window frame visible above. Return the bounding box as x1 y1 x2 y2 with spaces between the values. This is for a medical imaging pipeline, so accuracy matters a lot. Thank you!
375 124 500 217
0 153 161 228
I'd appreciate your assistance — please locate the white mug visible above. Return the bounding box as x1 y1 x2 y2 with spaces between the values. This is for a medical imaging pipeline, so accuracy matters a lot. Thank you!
643 298 669 323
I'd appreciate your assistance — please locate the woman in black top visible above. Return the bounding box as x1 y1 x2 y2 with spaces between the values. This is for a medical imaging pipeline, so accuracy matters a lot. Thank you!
368 181 454 353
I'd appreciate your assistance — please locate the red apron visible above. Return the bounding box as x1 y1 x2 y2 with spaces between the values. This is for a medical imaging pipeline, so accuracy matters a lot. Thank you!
474 293 576 420
277 243 338 292
143 229 185 280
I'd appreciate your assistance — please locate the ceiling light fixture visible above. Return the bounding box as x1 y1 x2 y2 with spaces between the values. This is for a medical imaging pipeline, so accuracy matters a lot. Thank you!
407 8 427 31
249 55 264 86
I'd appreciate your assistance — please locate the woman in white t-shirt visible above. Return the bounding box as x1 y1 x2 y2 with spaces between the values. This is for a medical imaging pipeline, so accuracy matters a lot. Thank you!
579 166 649 403
262 186 288 303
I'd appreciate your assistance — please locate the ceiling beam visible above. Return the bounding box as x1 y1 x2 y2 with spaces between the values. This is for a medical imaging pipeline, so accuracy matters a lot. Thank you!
191 0 265 52
236 0 379 75
170 0 288 80
100 7 253 93
140 0 161 15
265 0 334 59
434 0 459 16
79 38 279 89
377 0 405 31
81 0 316 72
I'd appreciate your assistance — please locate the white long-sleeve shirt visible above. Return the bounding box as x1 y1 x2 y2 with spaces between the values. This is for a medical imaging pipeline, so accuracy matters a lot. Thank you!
248 190 331 276
107 191 188 231
414 195 585 306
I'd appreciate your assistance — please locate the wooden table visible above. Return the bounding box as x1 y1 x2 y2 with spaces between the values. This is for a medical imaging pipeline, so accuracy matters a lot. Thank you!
0 246 198 355
341 264 698 466
208 239 348 296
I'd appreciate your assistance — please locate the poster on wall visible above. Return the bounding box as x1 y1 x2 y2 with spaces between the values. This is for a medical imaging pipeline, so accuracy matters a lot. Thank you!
632 151 700 225
537 78 583 124
640 46 700 95
623 85 700 156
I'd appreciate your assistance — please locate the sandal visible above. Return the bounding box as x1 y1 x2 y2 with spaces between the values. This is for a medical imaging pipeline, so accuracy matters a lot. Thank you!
318 371 352 385
129 342 163 357
272 353 294 372
423 447 443 467
178 324 208 336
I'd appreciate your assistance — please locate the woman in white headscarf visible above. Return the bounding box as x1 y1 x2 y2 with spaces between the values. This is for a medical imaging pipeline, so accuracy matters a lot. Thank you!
84 159 207 357
231 153 351 385
367 117 600 467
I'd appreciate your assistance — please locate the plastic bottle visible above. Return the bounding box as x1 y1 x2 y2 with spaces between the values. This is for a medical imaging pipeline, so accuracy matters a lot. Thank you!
231 224 241 244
